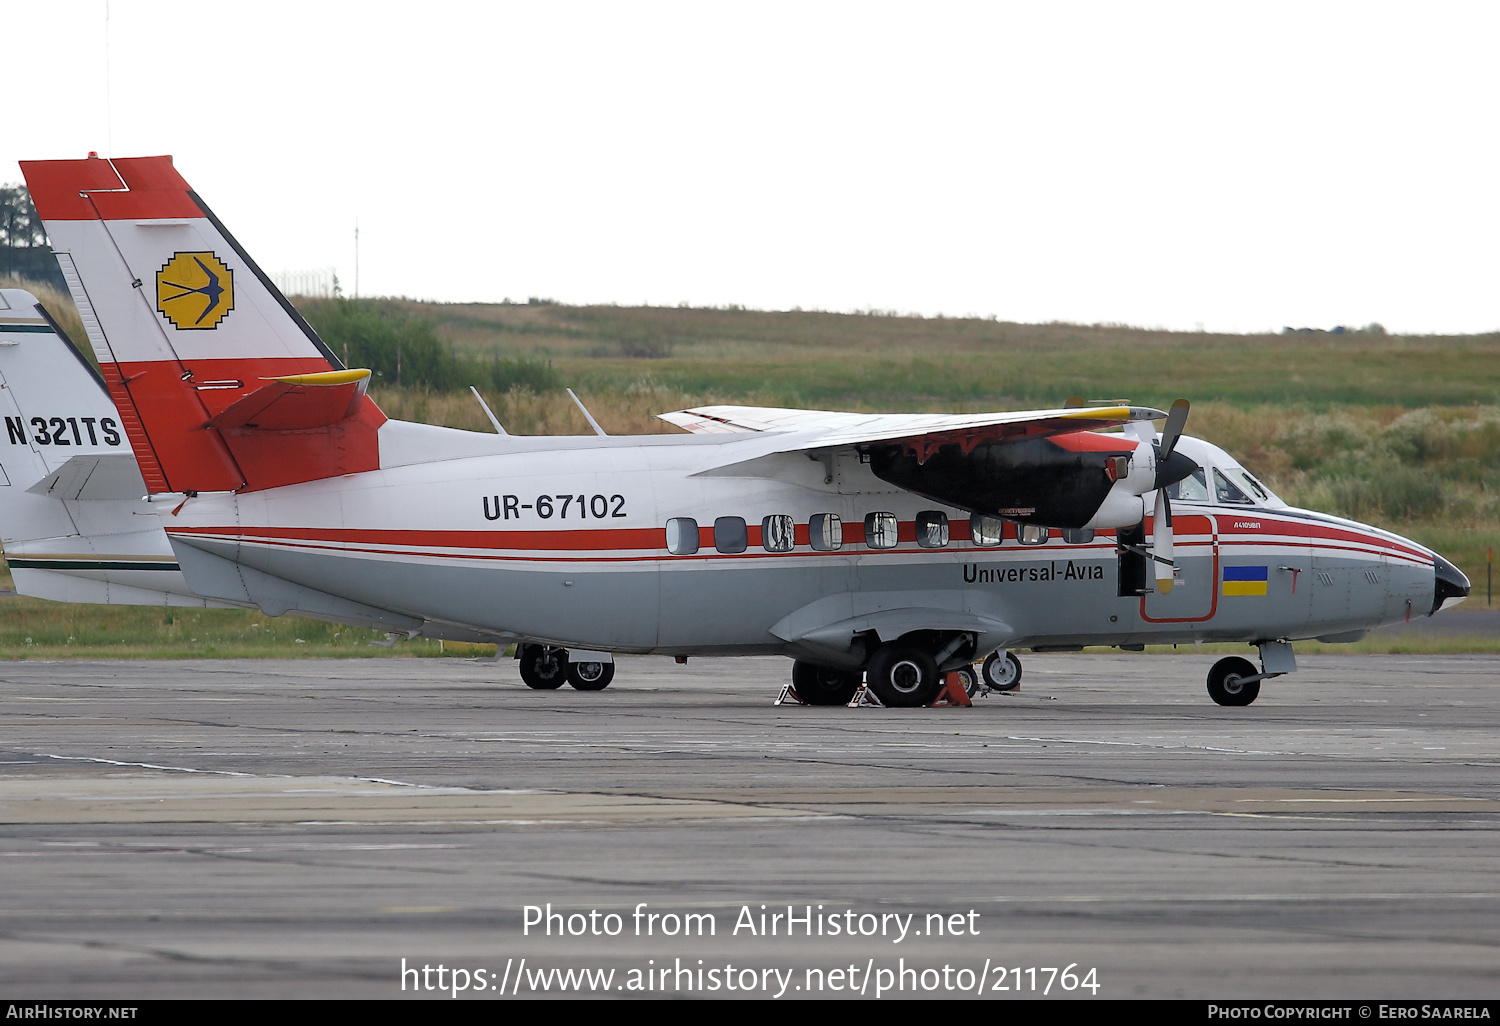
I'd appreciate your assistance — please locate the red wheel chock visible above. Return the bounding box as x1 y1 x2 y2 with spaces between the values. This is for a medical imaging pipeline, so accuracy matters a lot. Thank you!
930 671 972 707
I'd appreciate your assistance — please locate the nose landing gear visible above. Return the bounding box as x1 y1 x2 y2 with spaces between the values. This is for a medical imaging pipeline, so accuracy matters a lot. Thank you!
1207 656 1261 706
980 650 1023 693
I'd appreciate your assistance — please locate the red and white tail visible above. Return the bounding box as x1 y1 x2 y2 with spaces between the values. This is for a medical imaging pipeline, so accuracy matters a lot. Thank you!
20 155 384 494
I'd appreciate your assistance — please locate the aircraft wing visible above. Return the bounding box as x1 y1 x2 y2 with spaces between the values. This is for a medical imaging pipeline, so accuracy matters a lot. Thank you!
659 405 871 434
661 403 1166 465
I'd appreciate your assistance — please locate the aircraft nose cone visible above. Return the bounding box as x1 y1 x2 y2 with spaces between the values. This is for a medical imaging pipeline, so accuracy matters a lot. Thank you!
1432 552 1470 615
1154 449 1198 491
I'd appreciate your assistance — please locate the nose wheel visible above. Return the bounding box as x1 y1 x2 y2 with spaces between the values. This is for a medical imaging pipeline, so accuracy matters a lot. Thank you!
980 650 1023 692
1207 656 1261 706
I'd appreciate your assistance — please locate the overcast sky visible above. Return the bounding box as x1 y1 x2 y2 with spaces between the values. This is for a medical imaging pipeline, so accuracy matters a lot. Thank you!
5 2 1497 334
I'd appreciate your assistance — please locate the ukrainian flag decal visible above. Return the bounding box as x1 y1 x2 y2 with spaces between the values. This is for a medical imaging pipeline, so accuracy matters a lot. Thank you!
1222 565 1269 596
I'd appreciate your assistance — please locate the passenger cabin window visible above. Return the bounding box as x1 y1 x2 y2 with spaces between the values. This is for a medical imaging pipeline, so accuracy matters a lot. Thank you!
916 511 949 548
1062 528 1094 544
970 514 1004 547
762 515 794 552
1213 468 1253 505
714 516 748 553
865 512 898 549
1167 468 1209 502
1017 524 1049 546
666 517 699 555
809 513 843 551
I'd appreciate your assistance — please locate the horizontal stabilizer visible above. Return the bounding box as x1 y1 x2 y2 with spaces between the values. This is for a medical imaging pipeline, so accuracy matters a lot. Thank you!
26 454 148 500
207 369 372 431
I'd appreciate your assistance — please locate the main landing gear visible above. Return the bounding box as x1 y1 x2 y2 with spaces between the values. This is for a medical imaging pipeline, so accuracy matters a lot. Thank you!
783 640 1019 708
864 644 942 707
517 644 615 691
790 661 864 706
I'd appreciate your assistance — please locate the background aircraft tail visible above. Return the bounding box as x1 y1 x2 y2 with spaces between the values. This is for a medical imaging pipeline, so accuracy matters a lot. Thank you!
0 288 241 606
19 155 384 494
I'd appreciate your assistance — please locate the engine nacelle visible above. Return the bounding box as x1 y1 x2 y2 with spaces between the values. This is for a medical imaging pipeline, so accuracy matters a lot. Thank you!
1084 485 1148 530
866 430 1194 530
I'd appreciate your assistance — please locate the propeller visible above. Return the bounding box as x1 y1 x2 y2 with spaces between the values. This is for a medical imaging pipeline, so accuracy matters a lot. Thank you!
1153 487 1175 593
1151 399 1192 595
1158 398 1190 460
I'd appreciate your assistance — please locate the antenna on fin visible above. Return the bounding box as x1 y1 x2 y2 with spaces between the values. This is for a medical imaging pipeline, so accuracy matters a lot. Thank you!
567 388 607 437
469 386 507 435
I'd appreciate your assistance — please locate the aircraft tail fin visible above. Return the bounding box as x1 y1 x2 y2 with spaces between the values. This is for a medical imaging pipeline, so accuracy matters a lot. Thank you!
0 288 240 606
19 155 384 494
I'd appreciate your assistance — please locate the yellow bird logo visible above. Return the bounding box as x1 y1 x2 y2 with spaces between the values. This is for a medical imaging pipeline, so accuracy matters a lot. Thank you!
157 252 234 330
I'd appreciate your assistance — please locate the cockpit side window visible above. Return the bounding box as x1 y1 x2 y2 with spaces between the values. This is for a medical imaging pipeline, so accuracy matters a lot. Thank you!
1213 468 1253 505
1227 466 1271 502
1167 468 1208 502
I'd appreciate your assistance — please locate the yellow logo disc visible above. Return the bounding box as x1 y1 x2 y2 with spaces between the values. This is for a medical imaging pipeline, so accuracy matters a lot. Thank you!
156 251 234 330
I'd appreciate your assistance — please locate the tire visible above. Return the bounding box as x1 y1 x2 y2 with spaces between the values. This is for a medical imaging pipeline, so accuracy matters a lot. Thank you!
981 651 1022 692
567 659 615 691
1207 656 1260 706
865 644 940 708
955 665 980 697
518 644 568 689
791 660 863 706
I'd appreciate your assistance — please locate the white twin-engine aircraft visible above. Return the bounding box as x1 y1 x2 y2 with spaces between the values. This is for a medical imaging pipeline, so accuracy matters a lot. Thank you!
10 155 1470 707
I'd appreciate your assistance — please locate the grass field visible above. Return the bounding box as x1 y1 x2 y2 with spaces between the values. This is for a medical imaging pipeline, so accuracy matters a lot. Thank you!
1 281 1496 658
359 298 1500 409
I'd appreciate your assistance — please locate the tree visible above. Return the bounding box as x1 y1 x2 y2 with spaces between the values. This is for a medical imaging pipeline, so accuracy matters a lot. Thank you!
0 184 66 290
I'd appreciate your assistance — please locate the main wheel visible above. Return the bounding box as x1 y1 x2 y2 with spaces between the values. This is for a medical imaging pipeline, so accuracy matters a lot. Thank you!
791 660 863 706
955 665 980 698
518 644 568 689
865 644 940 708
1207 656 1260 706
567 659 615 691
981 651 1023 692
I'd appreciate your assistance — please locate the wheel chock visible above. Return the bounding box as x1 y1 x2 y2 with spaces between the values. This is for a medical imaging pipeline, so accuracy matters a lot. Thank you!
774 684 806 706
929 671 973 707
848 684 884 708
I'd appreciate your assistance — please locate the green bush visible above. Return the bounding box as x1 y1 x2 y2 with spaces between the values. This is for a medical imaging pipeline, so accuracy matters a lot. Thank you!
303 297 558 394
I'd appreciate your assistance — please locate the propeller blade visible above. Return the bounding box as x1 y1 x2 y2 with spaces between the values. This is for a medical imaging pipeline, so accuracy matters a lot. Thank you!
1064 396 1086 408
1158 398 1190 459
1153 489 1175 594
1126 419 1157 447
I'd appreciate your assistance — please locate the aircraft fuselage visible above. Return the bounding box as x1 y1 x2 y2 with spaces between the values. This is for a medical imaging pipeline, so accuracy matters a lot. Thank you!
161 428 1441 665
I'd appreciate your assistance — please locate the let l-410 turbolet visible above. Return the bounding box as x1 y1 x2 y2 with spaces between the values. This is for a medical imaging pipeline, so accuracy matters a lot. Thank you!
15 154 1470 707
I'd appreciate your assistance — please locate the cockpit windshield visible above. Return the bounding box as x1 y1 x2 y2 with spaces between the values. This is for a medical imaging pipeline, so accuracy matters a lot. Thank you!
1166 462 1282 507
1159 438 1286 508
1209 466 1279 506
1213 468 1252 504
1227 466 1272 502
